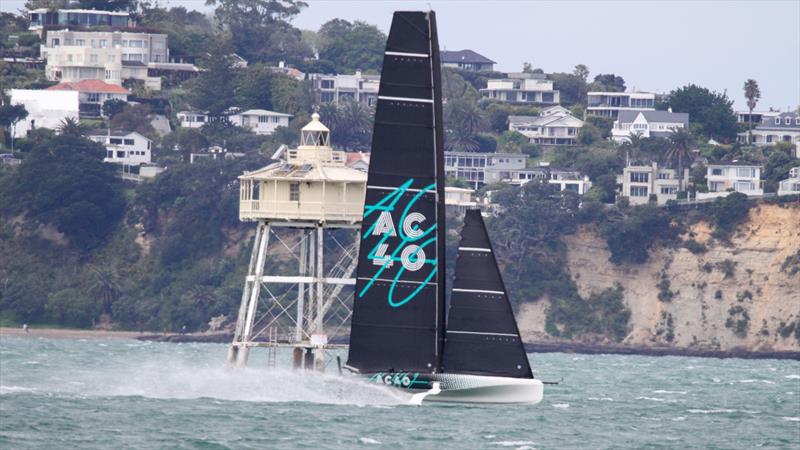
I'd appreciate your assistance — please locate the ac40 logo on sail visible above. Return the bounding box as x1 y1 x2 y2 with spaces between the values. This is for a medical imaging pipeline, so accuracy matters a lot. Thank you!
359 179 437 308
368 372 427 390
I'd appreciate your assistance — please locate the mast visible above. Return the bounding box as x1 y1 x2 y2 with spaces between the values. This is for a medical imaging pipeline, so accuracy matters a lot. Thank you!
347 11 446 374
442 209 533 379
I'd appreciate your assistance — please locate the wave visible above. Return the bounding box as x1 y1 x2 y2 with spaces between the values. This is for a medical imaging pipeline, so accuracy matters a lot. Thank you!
652 390 687 395
551 403 569 408
358 437 382 445
0 385 38 394
782 417 800 422
736 379 775 384
784 374 800 380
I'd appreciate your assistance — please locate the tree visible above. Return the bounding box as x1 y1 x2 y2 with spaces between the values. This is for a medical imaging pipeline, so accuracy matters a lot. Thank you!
207 0 311 64
186 37 237 115
743 79 761 145
549 72 588 106
664 128 695 192
573 64 589 82
317 19 386 73
57 117 89 137
0 104 27 149
590 74 625 92
109 104 156 138
497 130 538 157
445 98 486 136
663 84 737 142
102 99 126 119
319 100 373 150
88 266 121 315
6 134 125 250
162 128 208 162
579 122 601 145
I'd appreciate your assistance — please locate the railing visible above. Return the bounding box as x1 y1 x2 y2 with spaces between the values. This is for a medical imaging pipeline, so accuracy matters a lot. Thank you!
240 200 363 222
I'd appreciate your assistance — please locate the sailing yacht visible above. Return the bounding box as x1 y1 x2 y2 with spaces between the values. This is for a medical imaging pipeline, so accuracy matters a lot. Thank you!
344 11 543 404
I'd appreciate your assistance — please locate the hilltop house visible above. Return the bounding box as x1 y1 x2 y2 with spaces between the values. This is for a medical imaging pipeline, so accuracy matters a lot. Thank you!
9 89 79 138
440 49 496 72
508 105 583 146
28 8 134 35
46 79 129 118
308 72 380 106
778 167 800 196
481 73 560 105
736 112 800 147
177 109 291 135
40 29 169 90
736 110 780 125
587 91 655 119
621 162 689 205
444 151 527 188
611 110 689 143
88 129 152 166
705 162 763 197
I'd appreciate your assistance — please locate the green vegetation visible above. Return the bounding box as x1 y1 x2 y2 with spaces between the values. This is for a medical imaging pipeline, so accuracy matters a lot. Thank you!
545 284 630 342
683 239 707 254
660 84 737 142
657 272 676 302
725 305 750 338
781 250 800 276
715 259 737 279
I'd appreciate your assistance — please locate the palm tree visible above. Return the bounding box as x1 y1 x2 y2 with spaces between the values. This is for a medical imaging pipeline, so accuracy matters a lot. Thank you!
620 131 643 164
57 117 89 137
87 266 121 315
743 79 761 145
665 128 695 192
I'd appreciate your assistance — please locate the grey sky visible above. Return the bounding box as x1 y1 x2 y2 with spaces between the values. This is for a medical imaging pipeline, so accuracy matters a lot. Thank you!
4 0 798 111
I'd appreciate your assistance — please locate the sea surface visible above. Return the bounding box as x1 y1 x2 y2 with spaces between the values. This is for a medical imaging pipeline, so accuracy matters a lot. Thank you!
0 336 798 449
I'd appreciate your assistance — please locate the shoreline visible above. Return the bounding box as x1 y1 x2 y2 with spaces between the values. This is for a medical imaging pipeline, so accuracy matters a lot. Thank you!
3 327 798 360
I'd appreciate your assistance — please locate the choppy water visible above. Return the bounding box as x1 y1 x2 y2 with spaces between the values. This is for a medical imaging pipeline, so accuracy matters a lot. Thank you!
0 336 798 449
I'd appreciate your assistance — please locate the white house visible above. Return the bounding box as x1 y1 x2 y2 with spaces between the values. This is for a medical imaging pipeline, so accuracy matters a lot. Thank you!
778 167 800 196
621 162 689 205
587 91 655 119
611 110 689 143
28 8 133 34
40 29 169 90
508 106 583 146
308 72 380 106
231 109 292 135
706 163 763 196
46 79 129 118
736 112 800 147
9 89 79 138
444 151 528 188
88 129 152 165
736 110 780 125
481 73 560 105
177 109 292 135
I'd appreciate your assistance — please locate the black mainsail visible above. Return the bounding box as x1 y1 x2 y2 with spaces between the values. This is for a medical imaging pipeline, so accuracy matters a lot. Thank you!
347 11 446 374
442 209 532 378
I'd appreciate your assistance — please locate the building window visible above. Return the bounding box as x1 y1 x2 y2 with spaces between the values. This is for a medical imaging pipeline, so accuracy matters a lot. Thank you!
87 92 100 102
51 38 60 47
271 116 279 123
711 168 723 176
785 118 791 125
75 39 85 46
775 117 781 125
657 172 671 180
734 182 755 192
289 183 300 201
736 167 755 178
320 92 334 103
116 150 125 158
660 186 678 195
110 138 123 144
710 182 724 192
630 172 649 183
107 151 113 158
123 139 134 145
320 79 334 89
258 115 268 123
630 186 648 197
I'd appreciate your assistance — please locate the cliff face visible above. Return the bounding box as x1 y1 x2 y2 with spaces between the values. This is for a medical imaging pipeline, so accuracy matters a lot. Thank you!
517 203 800 351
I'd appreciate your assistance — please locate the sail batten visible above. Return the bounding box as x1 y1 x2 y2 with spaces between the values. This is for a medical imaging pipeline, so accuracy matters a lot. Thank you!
442 209 533 379
347 11 446 374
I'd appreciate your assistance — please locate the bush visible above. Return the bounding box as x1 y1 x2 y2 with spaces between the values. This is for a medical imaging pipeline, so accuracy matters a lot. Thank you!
545 284 630 342
657 272 676 302
602 204 680 264
725 305 750 338
684 239 707 254
710 192 749 240
716 259 737 279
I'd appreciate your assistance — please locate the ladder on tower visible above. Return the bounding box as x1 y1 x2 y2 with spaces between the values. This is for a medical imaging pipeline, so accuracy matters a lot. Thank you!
266 327 277 369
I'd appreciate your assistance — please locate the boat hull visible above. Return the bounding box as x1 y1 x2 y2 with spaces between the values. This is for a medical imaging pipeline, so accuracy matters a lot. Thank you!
366 372 544 404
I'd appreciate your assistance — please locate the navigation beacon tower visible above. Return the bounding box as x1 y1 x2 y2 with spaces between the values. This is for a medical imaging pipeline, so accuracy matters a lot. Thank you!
228 113 366 370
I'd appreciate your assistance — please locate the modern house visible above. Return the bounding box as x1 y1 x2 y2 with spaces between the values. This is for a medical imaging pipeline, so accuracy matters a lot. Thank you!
481 73 560 105
621 162 690 205
440 49 496 72
611 109 689 143
28 8 134 35
587 91 655 119
778 167 800 196
444 151 527 188
88 129 152 165
230 110 292 135
40 30 169 90
9 89 79 138
736 110 780 125
706 162 763 196
308 72 380 106
177 109 291 135
508 105 583 146
736 112 800 147
46 79 129 118
444 187 478 213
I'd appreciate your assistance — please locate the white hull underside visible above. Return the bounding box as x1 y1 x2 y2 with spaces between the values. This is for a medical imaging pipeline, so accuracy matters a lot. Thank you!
414 374 543 405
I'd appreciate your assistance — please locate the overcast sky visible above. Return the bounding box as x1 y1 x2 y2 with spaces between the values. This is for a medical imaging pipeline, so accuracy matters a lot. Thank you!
5 0 798 111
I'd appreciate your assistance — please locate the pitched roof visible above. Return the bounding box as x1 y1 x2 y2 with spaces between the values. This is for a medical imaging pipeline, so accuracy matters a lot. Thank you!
440 49 496 65
617 109 689 125
47 79 129 94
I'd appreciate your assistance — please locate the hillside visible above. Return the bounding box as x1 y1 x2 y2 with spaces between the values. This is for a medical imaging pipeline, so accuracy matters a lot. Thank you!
518 202 800 352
